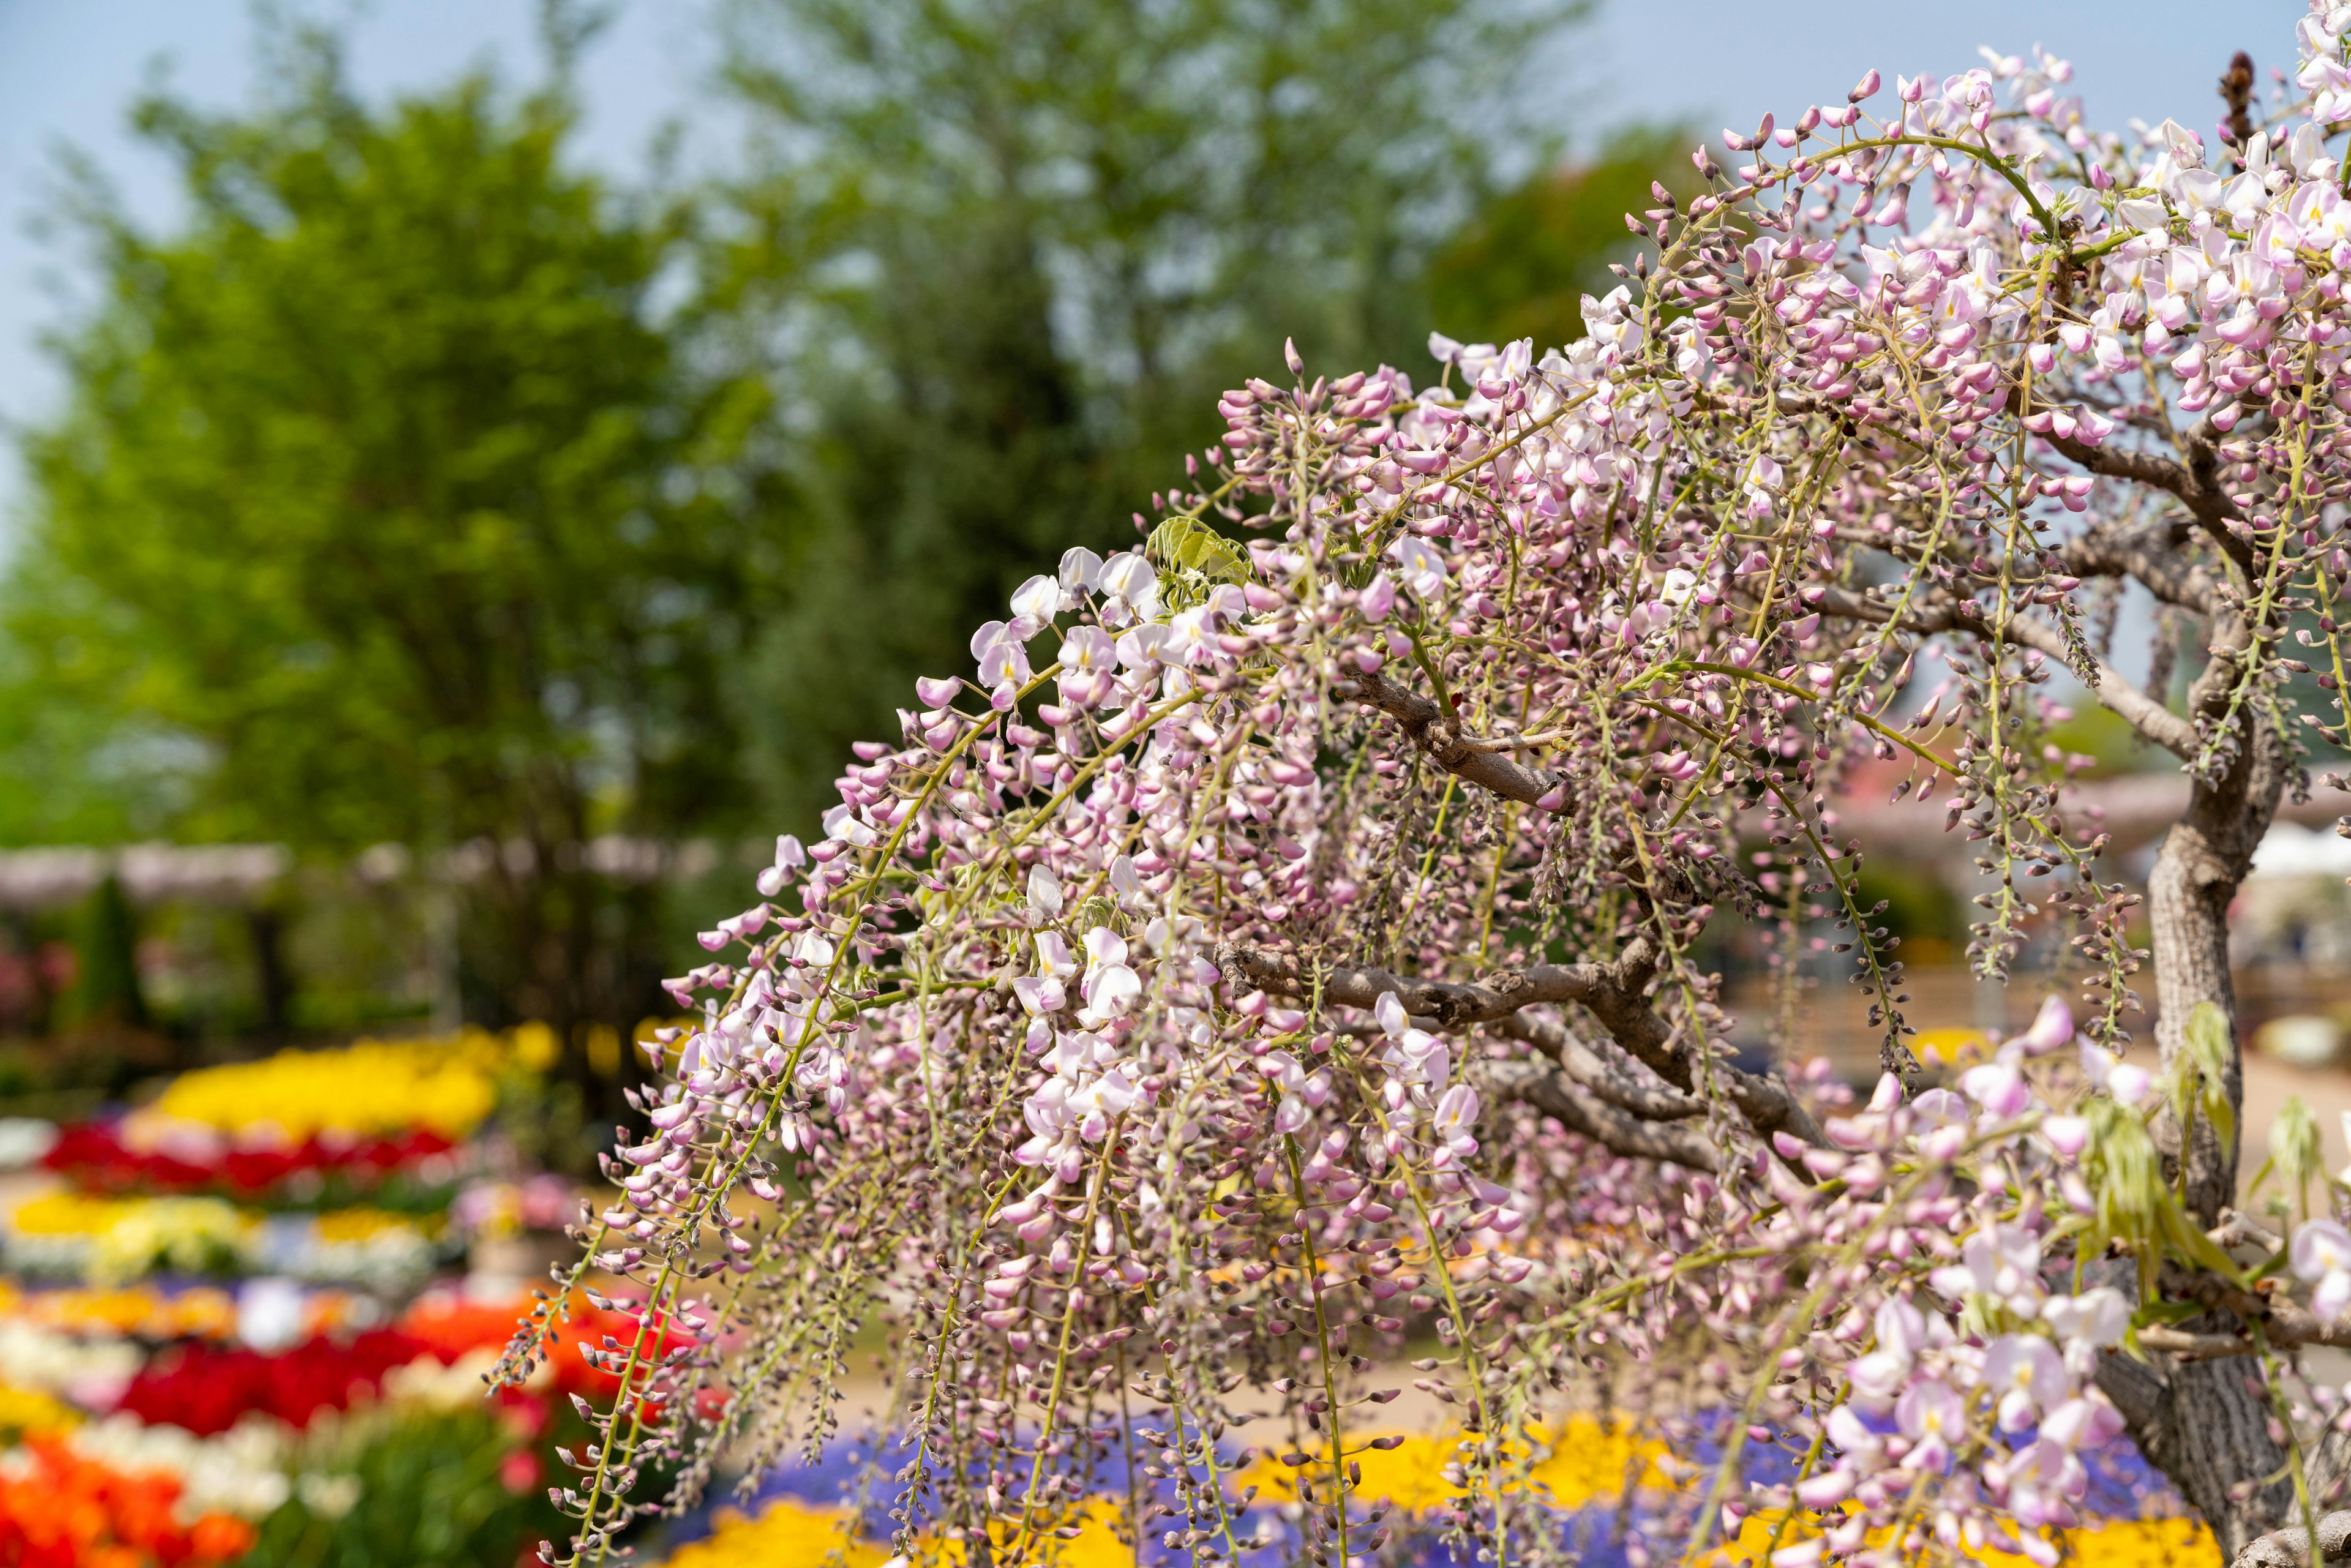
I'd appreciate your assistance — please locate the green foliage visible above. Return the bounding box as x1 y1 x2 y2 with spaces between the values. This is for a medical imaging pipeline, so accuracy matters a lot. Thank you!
1147 514 1251 586
2046 697 2172 777
1850 858 1962 945
13 40 776 854
240 1408 560 1568
2080 1093 2240 1306
0 4 1686 1052
1424 125 1699 351
715 0 1586 822
3 28 783 1070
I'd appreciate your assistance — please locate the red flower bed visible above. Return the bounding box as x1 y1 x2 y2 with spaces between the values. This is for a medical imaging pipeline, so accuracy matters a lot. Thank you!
112 1329 428 1436
397 1291 702 1409
42 1122 459 1206
0 1439 253 1567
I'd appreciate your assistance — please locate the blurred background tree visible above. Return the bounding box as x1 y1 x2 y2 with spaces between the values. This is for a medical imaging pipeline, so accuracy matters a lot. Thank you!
1424 123 1698 350
2 21 785 1109
710 0 1643 820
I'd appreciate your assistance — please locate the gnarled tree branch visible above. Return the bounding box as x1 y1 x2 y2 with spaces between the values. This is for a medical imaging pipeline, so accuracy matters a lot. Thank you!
1813 583 2199 757
1494 1011 1703 1122
2060 516 2226 617
2229 1511 2351 1568
1218 940 1823 1150
1474 1058 1722 1170
2006 382 2256 574
1334 670 1561 808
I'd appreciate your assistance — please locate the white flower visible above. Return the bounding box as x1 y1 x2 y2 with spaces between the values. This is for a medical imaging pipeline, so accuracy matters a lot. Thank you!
821 805 877 849
1079 925 1142 1024
2041 1288 2129 1351
755 834 807 898
1929 1223 2042 1311
1059 547 1104 593
1896 1378 1963 1472
1431 1083 1480 1165
1099 552 1158 612
971 619 1033 686
1387 536 1449 598
1011 574 1062 621
1027 863 1063 921
2078 1039 2151 1106
1059 626 1118 673
1983 1333 2073 1431
1011 973 1066 1016
2293 1218 2351 1321
2015 994 2074 1056
1116 623 1172 670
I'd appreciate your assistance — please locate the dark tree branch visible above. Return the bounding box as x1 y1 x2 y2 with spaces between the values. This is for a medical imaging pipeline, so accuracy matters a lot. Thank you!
1335 670 1560 808
2002 381 2255 572
1475 1058 1722 1170
1494 1011 1703 1121
2060 516 2226 617
1217 940 1823 1150
2230 1514 2351 1568
1813 584 2199 757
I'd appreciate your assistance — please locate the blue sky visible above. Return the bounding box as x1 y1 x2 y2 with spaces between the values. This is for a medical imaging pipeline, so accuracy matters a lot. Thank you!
0 0 2311 530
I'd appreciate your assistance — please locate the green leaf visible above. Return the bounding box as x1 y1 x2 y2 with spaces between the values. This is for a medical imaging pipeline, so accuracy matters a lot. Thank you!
1067 895 1123 935
2185 1001 2233 1081
2273 1097 2319 1180
1147 516 1251 586
2158 1197 2246 1285
2184 1000 2237 1147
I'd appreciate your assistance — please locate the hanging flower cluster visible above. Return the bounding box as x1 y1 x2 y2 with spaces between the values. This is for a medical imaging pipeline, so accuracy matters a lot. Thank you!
504 9 2351 1563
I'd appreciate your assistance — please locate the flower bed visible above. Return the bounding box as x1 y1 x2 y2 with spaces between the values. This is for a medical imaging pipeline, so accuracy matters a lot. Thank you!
144 1037 501 1141
651 1415 2214 1568
2 1193 448 1291
0 1027 594 1565
0 1285 625 1567
0 1439 256 1568
41 1122 465 1212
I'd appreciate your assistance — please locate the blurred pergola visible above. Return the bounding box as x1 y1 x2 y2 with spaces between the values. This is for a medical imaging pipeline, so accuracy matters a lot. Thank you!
0 838 733 913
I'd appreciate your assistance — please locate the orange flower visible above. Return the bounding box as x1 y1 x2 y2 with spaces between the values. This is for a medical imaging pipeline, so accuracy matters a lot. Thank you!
0 1439 254 1567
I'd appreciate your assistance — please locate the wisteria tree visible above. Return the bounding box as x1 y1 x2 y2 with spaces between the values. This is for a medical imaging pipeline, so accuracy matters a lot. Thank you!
504 10 2351 1566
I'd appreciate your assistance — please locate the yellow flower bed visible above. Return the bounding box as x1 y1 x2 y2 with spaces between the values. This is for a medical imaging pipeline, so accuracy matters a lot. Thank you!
8 1193 254 1283
4 1192 440 1287
1720 1501 2217 1568
312 1206 438 1244
149 1034 503 1140
0 1381 81 1440
1235 1415 1671 1513
0 1279 238 1340
661 1501 888 1568
654 1449 2222 1568
665 1497 1147 1568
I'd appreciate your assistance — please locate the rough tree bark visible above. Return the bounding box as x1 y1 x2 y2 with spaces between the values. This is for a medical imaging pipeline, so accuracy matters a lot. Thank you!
2096 717 2312 1562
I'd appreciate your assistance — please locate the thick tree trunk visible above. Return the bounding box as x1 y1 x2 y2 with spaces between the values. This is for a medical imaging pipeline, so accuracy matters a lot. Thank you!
2097 721 2292 1561
2098 1346 2296 1562
2147 736 2281 1225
